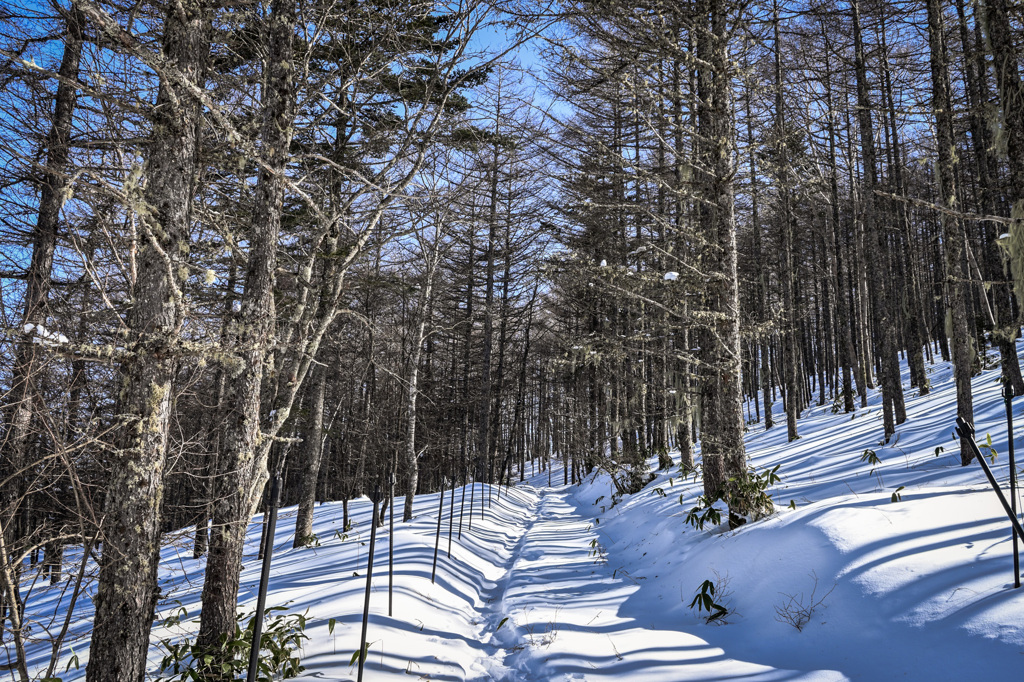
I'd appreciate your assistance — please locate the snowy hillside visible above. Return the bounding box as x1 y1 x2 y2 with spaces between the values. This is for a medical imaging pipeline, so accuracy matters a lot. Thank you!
20 350 1024 680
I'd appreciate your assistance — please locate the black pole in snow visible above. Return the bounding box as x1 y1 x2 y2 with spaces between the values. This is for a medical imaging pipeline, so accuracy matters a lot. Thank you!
246 475 281 682
460 466 468 536
956 418 1024 544
431 478 447 583
458 466 467 539
1004 385 1021 588
447 468 455 558
357 486 380 682
388 471 396 615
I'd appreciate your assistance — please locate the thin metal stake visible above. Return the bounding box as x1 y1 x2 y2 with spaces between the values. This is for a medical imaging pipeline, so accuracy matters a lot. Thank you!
447 468 455 559
357 486 380 682
388 471 395 615
956 418 1024 541
246 475 281 682
458 467 467 539
431 478 447 583
1005 385 1021 588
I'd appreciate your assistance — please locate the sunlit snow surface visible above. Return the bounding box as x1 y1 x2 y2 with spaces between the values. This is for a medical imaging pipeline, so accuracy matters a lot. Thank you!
18 348 1024 680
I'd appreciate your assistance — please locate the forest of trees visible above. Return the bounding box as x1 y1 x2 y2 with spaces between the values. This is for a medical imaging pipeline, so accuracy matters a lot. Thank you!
3 0 1024 677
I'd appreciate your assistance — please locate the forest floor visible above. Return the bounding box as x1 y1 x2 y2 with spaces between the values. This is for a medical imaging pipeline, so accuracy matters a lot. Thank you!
16 347 1024 681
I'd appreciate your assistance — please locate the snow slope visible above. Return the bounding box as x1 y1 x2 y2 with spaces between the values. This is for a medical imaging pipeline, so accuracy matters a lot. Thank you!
15 349 1024 680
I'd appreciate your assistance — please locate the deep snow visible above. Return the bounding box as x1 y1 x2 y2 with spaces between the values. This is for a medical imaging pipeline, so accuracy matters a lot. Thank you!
13 348 1024 680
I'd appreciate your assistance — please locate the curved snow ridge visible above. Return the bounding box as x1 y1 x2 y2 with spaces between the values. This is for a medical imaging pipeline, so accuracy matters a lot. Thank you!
473 488 844 681
283 483 544 681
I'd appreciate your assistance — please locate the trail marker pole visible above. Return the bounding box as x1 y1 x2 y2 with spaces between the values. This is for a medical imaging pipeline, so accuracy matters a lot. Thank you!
458 466 467 539
447 469 455 558
1004 385 1021 588
431 478 447 583
246 475 281 682
357 486 380 682
956 417 1024 588
388 471 395 616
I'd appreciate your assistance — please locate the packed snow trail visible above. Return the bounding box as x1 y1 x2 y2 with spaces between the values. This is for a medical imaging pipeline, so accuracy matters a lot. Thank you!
17 345 1024 680
470 487 842 681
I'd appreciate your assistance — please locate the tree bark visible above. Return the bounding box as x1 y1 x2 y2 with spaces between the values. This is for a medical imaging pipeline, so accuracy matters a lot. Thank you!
697 0 747 523
820 26 857 412
477 142 501 486
293 366 327 546
403 270 435 521
980 0 1024 320
927 0 975 465
877 11 927 397
851 0 901 442
2 1 83 552
773 3 800 441
962 0 1024 393
198 0 296 648
86 1 209 679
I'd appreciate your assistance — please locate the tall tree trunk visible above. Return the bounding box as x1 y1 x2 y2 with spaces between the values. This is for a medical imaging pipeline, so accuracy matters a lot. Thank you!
744 57 773 429
963 0 1024 393
490 224 513 481
980 0 1024 321
697 0 747 523
851 0 900 442
478 146 500 485
198 0 295 648
773 3 800 441
878 11 927 397
927 0 975 465
86 1 208 679
403 271 435 521
293 366 327 546
2 1 83 551
509 287 537 482
821 28 857 412
195 261 238 558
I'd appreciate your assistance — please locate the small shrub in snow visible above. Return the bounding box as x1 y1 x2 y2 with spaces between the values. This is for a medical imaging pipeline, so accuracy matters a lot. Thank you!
685 465 780 531
684 494 723 530
861 449 885 487
688 578 729 624
621 460 655 494
978 432 999 463
727 464 781 521
773 572 836 632
155 606 307 681
601 455 654 500
860 448 881 468
520 607 560 647
349 642 370 667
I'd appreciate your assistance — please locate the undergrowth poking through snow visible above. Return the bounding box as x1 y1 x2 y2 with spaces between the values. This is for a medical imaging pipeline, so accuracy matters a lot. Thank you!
16 346 1024 680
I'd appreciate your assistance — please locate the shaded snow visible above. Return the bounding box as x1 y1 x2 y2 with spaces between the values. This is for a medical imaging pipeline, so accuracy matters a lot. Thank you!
17 346 1024 680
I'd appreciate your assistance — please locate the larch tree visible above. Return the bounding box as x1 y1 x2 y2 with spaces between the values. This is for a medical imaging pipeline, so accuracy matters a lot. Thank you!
83 0 211 678
925 0 974 464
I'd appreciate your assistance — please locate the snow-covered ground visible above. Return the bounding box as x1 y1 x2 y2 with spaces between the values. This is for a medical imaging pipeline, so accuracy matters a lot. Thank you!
14 348 1024 680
